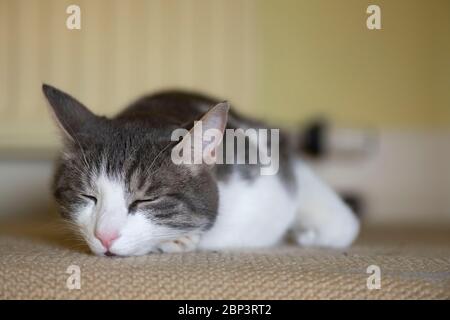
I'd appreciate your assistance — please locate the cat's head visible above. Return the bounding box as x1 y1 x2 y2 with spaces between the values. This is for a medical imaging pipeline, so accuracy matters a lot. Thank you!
43 84 228 256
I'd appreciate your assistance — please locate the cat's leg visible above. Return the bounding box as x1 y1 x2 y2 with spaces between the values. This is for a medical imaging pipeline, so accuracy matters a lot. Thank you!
292 162 360 248
156 233 201 253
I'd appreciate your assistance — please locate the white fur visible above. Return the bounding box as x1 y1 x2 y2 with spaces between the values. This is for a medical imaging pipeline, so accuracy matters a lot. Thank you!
199 159 359 250
292 161 360 248
75 160 359 256
199 172 296 249
75 173 184 256
93 175 128 237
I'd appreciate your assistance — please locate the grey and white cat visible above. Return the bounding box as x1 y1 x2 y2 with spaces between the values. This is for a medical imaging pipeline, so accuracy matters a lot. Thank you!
43 84 359 256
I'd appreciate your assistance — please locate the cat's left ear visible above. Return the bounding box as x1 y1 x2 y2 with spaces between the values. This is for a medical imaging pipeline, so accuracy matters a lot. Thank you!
198 102 229 164
42 84 98 141
174 102 229 165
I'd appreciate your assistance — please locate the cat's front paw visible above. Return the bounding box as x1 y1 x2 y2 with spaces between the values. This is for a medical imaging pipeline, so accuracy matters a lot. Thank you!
156 234 201 253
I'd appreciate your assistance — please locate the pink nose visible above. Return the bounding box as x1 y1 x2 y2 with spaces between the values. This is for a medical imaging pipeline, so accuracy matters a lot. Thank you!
95 231 119 250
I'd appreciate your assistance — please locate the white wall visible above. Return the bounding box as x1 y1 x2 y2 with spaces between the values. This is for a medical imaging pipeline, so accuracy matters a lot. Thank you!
0 159 56 220
311 130 450 226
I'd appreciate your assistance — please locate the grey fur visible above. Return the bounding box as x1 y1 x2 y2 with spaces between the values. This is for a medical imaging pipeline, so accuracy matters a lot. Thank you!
43 85 296 234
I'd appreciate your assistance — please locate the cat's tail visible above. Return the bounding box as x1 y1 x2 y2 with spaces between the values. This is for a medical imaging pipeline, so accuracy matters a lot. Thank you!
297 119 327 158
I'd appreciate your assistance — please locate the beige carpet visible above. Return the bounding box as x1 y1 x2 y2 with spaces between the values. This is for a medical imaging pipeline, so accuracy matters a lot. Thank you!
0 220 449 299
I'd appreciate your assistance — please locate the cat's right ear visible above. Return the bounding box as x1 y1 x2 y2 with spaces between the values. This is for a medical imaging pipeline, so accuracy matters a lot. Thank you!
42 84 97 140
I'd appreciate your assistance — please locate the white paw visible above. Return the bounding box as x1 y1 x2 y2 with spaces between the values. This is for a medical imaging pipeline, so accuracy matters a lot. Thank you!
294 216 360 249
296 229 319 247
156 234 201 253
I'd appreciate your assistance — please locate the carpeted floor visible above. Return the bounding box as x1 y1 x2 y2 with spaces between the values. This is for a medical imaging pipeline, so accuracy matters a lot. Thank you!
0 220 449 299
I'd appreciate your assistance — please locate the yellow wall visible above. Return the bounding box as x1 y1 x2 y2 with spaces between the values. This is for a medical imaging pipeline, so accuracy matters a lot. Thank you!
257 0 450 128
0 0 448 150
434 0 450 125
0 0 258 149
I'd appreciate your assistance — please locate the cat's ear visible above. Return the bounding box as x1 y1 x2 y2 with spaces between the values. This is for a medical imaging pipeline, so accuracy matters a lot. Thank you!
198 101 229 141
200 102 229 163
173 102 229 165
42 84 97 140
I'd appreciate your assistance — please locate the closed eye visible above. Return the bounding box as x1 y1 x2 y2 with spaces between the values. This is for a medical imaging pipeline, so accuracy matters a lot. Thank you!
130 198 157 208
81 194 97 204
129 198 157 211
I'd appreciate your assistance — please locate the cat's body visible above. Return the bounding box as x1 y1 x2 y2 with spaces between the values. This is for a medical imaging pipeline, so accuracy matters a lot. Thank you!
43 85 359 256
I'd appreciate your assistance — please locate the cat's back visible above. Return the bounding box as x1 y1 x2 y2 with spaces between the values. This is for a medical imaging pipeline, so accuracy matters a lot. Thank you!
115 90 219 128
115 90 265 130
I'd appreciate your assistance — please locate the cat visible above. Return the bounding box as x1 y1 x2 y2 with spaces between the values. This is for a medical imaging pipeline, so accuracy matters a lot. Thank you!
42 84 359 256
